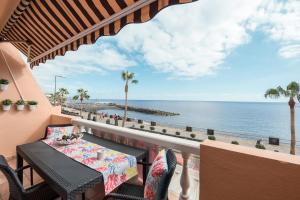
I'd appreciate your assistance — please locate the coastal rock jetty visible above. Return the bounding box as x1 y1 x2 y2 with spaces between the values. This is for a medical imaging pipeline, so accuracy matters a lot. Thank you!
66 102 180 116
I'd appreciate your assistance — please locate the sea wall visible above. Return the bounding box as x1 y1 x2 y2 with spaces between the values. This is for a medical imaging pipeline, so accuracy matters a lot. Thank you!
66 102 180 116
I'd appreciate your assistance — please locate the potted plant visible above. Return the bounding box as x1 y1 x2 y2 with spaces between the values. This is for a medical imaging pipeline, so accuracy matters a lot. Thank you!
208 135 216 140
27 101 38 111
150 126 155 131
2 99 12 111
255 144 266 150
162 129 167 133
16 99 25 111
0 79 9 91
175 131 181 136
231 141 239 145
190 133 196 138
140 125 145 129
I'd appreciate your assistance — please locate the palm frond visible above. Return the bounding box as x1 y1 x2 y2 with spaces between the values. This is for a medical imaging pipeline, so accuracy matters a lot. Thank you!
131 79 138 84
265 88 280 99
73 95 79 101
127 73 135 80
277 86 289 97
287 81 300 97
121 71 127 81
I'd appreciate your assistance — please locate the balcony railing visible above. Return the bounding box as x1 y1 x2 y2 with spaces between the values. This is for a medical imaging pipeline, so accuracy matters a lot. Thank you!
72 118 200 200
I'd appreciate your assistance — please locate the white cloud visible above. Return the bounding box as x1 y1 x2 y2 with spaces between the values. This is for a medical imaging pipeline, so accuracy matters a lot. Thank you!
249 0 300 58
30 42 136 92
28 0 300 84
278 44 300 58
115 0 263 79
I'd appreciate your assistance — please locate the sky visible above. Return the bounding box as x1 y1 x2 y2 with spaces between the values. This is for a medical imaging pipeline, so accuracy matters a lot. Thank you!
22 0 300 102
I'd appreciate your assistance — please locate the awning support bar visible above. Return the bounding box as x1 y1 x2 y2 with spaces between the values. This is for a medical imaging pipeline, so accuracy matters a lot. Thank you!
0 50 24 100
0 40 28 44
0 39 32 62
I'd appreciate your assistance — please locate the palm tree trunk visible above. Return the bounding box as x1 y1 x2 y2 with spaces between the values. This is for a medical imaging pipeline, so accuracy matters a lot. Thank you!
289 97 296 155
122 81 128 127
80 100 83 118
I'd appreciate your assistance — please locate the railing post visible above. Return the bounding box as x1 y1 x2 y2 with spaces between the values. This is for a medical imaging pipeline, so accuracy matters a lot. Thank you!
180 152 190 200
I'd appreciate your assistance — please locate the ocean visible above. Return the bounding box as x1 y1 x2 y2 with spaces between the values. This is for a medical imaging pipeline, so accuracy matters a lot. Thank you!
89 99 300 142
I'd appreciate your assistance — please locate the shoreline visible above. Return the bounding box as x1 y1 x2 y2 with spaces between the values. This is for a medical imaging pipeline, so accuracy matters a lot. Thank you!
63 107 300 155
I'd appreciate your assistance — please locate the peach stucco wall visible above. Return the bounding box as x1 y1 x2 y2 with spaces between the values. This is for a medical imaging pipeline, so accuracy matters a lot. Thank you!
0 43 70 158
200 140 300 200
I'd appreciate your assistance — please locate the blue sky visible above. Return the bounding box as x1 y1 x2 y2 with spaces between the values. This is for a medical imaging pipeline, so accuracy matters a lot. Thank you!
27 0 300 102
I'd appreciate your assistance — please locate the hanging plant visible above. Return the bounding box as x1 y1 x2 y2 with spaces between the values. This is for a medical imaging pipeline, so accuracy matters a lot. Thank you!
27 100 38 111
0 79 9 91
16 99 25 111
2 99 12 111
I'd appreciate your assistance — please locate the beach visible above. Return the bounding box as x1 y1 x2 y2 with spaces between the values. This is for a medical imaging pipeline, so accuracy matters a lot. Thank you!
63 106 300 155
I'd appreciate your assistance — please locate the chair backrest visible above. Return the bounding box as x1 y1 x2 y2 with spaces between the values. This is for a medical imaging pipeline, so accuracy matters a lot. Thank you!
0 155 24 200
160 149 177 200
43 123 73 139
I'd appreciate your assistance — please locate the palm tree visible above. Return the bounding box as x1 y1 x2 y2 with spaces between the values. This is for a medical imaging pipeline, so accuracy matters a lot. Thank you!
265 81 300 155
73 89 90 117
57 88 69 106
121 71 138 127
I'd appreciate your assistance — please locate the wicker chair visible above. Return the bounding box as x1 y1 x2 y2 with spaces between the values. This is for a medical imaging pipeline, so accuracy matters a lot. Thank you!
104 149 177 200
0 155 58 200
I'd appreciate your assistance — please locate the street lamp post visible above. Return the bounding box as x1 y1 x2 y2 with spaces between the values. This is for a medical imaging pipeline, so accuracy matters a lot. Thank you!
54 75 65 105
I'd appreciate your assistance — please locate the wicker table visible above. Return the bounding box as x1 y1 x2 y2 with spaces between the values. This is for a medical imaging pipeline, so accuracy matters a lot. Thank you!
16 133 148 200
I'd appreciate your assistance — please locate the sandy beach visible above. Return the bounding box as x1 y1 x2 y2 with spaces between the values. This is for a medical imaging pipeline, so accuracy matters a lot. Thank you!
63 106 300 155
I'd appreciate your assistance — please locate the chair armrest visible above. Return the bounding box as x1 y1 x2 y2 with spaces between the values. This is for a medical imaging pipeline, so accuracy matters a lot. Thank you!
137 161 152 166
104 193 147 200
24 182 59 200
15 165 31 173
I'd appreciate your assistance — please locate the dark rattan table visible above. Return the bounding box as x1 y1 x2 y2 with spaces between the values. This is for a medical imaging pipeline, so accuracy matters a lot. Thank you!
16 133 148 200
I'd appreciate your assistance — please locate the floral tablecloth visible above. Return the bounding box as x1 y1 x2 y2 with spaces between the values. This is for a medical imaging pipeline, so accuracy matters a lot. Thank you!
42 138 138 194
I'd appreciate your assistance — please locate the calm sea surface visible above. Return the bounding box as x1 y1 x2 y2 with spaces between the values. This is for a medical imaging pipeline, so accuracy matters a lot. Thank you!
90 100 300 141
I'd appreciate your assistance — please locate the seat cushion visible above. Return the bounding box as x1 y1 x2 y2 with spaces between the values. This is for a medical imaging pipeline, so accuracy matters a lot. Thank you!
144 149 168 200
46 126 74 140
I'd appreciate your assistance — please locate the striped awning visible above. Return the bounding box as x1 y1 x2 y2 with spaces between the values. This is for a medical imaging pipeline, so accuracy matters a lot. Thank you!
0 0 196 68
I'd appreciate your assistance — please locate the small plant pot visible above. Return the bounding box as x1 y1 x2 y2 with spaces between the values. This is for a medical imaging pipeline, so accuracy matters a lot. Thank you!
2 105 11 111
17 105 25 111
162 129 167 133
29 105 37 111
231 141 239 145
0 84 8 91
175 131 181 136
150 126 155 131
190 133 196 138
140 125 145 129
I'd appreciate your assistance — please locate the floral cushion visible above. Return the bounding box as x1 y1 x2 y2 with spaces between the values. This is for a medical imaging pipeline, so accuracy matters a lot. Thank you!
46 126 75 139
144 149 168 200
